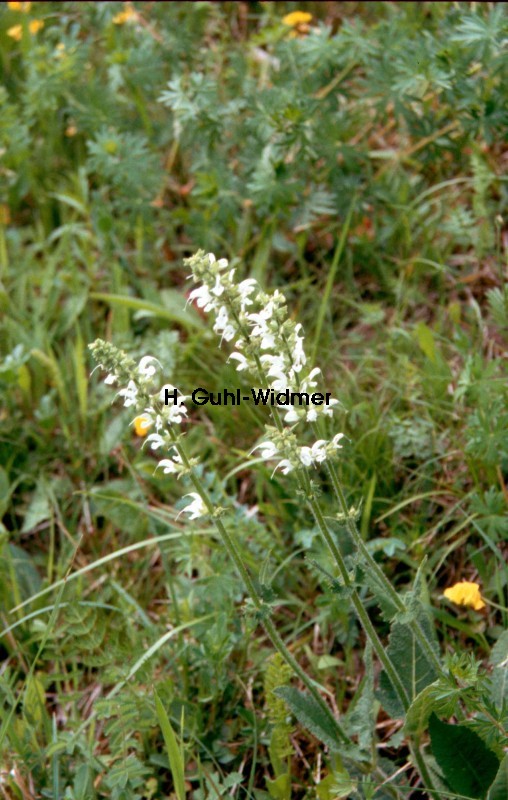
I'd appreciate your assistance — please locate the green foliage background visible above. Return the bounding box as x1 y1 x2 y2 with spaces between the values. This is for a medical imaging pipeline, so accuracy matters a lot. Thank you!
0 2 506 798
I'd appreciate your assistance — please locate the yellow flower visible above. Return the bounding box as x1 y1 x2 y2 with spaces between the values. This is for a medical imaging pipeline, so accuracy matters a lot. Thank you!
65 124 77 137
7 24 22 40
282 11 312 27
28 19 44 34
7 2 32 11
444 581 486 611
133 414 152 437
112 4 138 25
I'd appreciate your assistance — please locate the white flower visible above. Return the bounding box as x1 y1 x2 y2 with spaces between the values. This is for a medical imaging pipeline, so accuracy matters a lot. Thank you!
117 380 138 408
104 372 118 385
238 279 257 307
167 401 187 425
269 368 290 393
251 441 279 460
283 406 300 423
292 332 306 372
138 356 160 378
331 433 345 450
274 459 294 475
229 352 249 371
299 447 313 466
211 275 225 297
189 284 215 312
311 439 328 462
180 492 207 520
144 432 165 451
261 354 285 371
213 306 235 342
157 458 180 474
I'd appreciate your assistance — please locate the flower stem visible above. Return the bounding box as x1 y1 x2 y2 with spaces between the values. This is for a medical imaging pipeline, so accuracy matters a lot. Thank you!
168 428 351 746
321 448 442 674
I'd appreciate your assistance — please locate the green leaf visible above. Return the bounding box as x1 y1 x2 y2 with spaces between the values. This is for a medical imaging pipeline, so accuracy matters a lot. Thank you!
429 713 500 799
404 682 440 739
487 755 508 800
378 603 440 718
415 321 437 363
489 631 508 710
21 480 51 533
266 773 291 800
344 642 377 751
154 689 186 800
273 686 345 753
90 291 203 330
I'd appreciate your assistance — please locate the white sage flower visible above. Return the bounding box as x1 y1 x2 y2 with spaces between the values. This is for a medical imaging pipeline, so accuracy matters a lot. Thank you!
251 441 279 460
137 356 160 379
117 380 138 408
180 492 207 520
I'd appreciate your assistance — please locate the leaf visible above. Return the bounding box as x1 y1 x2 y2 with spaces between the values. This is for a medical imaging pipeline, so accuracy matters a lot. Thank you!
489 630 508 710
90 291 203 330
266 773 291 800
154 689 185 800
487 755 508 800
21 480 51 533
23 674 47 728
415 321 437 363
273 686 345 753
404 683 438 739
377 602 440 718
429 713 500 799
344 642 377 751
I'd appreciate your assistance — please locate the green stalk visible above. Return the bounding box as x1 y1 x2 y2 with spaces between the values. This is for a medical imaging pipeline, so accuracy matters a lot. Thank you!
168 427 351 746
321 449 443 674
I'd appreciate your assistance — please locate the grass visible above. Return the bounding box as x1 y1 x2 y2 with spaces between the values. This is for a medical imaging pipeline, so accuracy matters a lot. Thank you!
0 2 507 798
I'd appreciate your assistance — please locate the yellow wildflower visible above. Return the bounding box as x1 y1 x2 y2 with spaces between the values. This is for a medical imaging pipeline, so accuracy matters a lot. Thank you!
443 581 486 611
133 414 152 437
282 11 312 27
112 4 138 25
7 2 32 11
7 24 22 41
29 19 44 34
65 125 77 137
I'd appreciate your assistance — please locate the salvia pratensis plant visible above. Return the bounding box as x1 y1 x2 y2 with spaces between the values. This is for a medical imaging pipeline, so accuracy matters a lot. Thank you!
90 251 503 798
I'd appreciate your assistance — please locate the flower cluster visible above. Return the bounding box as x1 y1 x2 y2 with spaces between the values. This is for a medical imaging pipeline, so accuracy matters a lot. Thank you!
89 339 206 521
186 252 344 473
252 428 345 475
186 251 340 426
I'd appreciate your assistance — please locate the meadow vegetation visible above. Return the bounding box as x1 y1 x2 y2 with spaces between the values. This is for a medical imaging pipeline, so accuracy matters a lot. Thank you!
0 2 507 798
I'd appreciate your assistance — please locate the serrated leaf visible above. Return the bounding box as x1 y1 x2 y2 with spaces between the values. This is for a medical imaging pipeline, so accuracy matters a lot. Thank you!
487 755 508 800
344 642 376 751
429 713 500 799
377 603 440 718
273 686 346 753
